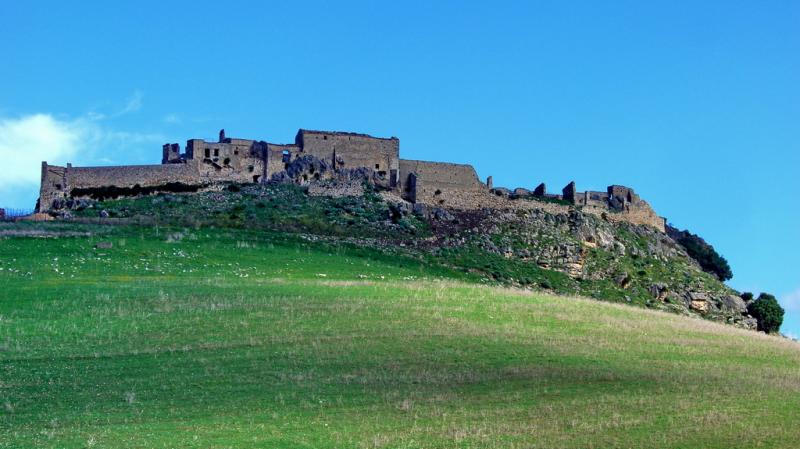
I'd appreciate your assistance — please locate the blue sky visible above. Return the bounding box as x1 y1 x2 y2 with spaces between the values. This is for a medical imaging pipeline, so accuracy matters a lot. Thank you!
1 1 798 334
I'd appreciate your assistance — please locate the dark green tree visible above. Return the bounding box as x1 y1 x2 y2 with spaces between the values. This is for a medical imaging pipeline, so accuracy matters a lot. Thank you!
747 293 784 334
666 225 733 281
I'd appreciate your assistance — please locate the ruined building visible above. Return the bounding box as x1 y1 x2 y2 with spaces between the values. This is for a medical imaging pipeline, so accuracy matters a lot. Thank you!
38 128 666 231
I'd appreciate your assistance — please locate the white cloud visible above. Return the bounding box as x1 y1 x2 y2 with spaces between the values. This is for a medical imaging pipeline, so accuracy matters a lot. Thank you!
116 90 143 116
0 113 165 208
780 288 800 312
0 114 85 187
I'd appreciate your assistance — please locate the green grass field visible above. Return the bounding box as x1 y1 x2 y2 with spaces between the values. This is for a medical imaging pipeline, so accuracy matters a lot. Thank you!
2 224 799 448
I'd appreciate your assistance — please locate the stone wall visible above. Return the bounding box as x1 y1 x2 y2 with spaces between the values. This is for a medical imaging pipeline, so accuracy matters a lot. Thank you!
38 162 200 210
162 143 180 164
265 143 298 180
186 137 265 184
551 183 665 232
35 127 668 232
398 159 486 206
600 200 666 231
39 162 68 211
296 130 399 181
575 190 611 208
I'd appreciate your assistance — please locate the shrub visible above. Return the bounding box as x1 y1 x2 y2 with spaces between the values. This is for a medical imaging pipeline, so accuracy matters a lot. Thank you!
740 292 754 302
667 226 732 281
747 293 784 334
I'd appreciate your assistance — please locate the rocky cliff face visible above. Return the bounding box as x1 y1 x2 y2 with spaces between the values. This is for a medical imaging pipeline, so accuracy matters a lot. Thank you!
406 203 756 329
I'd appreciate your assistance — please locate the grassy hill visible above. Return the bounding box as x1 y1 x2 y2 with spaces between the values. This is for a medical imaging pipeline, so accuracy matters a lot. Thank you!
2 222 799 448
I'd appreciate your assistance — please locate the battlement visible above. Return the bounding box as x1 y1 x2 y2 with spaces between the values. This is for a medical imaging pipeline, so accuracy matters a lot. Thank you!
36 127 667 232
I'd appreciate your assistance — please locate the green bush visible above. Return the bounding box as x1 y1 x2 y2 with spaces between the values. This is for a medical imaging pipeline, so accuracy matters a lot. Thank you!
747 293 784 334
741 292 754 302
668 226 732 281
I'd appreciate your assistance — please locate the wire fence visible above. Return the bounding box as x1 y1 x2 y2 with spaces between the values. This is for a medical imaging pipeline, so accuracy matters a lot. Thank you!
1 208 35 220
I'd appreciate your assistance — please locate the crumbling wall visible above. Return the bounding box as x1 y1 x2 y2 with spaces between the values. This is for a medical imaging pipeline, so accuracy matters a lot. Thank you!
36 127 668 232
162 143 181 164
265 143 300 180
577 190 610 208
296 130 399 184
38 162 201 210
67 164 198 190
38 162 68 212
187 138 265 184
608 185 640 203
562 182 576 203
600 200 666 232
399 159 486 206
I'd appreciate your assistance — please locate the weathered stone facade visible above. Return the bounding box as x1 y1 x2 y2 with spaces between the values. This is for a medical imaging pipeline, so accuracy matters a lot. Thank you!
398 160 485 206
38 128 667 231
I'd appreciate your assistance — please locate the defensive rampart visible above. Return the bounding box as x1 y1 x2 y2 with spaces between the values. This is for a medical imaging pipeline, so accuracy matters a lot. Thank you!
36 127 668 232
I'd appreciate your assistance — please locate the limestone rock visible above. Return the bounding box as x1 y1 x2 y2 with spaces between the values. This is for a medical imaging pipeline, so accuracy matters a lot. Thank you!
690 300 709 313
720 295 747 315
649 283 669 301
689 292 709 301
742 317 758 330
615 273 631 289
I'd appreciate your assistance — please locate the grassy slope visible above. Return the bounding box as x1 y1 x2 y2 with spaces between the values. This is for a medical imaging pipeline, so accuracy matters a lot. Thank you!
1 224 799 448
67 185 737 315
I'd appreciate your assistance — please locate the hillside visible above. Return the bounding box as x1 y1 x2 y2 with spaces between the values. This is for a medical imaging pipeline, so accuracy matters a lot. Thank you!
64 182 753 327
1 222 799 448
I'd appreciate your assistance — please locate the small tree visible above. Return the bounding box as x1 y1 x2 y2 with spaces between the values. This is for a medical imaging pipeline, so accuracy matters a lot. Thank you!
666 226 733 281
740 292 754 302
747 293 784 334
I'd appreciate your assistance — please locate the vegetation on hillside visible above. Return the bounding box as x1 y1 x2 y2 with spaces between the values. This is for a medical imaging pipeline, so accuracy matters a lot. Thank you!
72 183 428 239
667 225 733 281
1 223 798 448
61 184 756 328
747 293 785 334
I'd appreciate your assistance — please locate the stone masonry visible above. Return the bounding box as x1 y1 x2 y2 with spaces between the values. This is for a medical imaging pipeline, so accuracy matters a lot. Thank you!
38 128 667 231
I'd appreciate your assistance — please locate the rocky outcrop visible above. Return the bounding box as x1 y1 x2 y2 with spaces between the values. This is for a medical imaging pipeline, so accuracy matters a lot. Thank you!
406 203 757 329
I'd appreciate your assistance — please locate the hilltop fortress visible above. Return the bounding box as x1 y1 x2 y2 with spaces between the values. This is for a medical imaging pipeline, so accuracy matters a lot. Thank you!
38 128 666 231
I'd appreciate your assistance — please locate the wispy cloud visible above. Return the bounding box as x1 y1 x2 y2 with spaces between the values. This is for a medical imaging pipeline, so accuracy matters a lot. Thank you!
780 288 800 312
163 113 181 124
116 90 143 116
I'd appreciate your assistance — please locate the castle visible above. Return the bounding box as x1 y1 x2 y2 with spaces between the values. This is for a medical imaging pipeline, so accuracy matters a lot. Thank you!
38 128 666 231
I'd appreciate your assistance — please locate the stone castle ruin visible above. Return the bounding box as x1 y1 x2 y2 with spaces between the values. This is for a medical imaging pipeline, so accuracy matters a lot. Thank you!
38 128 666 231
